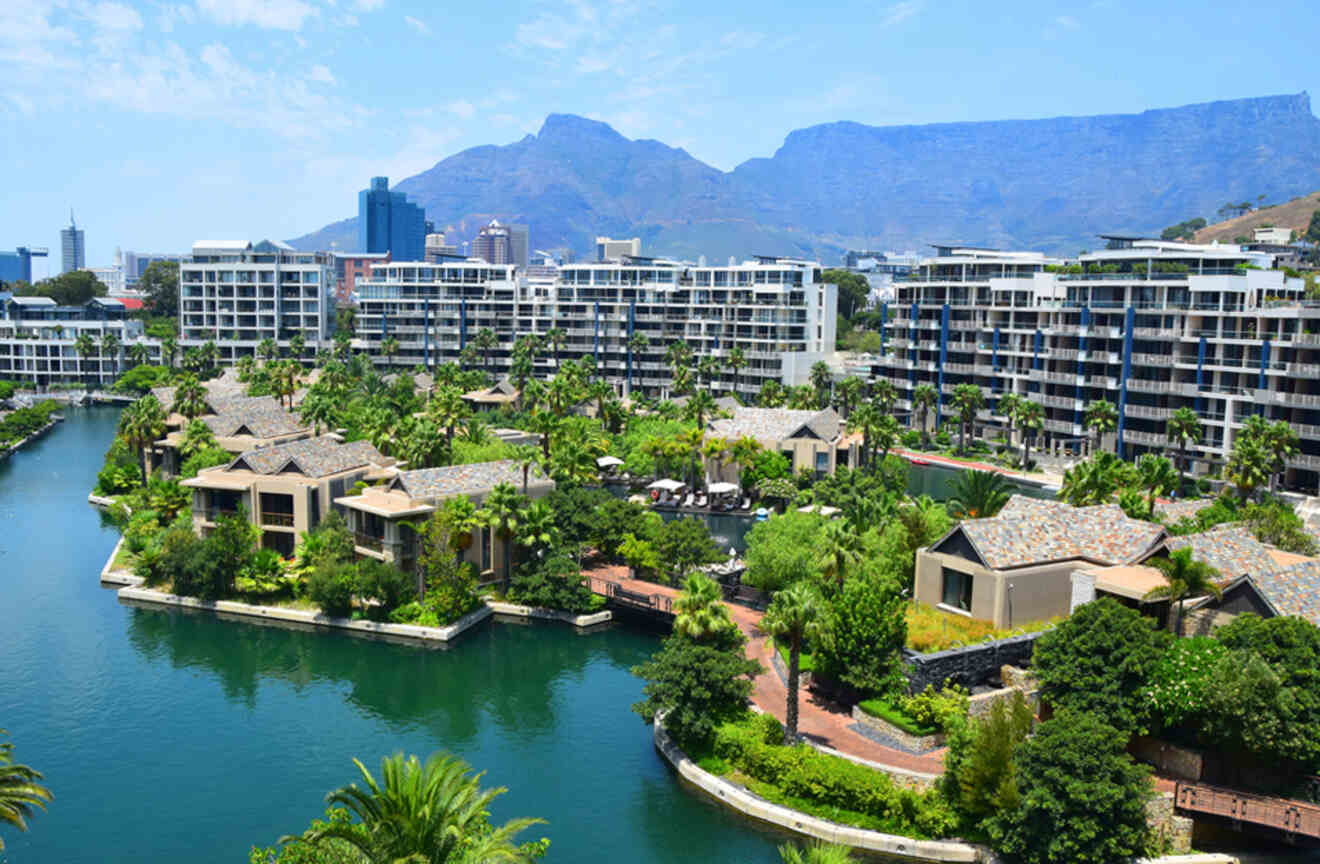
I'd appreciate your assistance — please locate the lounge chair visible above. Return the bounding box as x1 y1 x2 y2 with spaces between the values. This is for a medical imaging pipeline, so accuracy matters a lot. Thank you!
739 496 751 511
681 492 694 508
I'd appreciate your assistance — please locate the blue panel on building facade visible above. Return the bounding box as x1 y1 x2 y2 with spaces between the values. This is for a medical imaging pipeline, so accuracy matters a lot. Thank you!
358 176 425 261
1116 306 1135 457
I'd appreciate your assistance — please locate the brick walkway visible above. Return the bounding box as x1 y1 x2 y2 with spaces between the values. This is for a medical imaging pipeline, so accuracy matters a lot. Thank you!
894 447 1065 488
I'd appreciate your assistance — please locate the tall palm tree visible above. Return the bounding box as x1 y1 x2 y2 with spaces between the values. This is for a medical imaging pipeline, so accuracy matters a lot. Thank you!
1144 546 1221 637
1225 430 1273 502
1136 453 1179 513
100 330 121 380
1058 451 1137 507
160 334 178 369
119 395 167 486
1084 400 1119 455
871 378 898 415
427 385 470 446
178 418 218 460
274 360 299 410
0 729 52 851
527 410 559 461
473 327 497 378
479 483 524 590
697 356 720 391
288 332 306 363
257 337 278 364
997 392 1022 450
1014 399 1044 470
874 414 900 464
380 336 399 367
758 379 786 408
300 390 338 436
515 499 558 557
545 326 566 368
128 341 150 368
701 436 729 493
673 573 734 642
816 520 863 583
170 373 207 420
675 426 706 491
728 435 763 492
845 401 880 471
283 752 544 864
912 383 937 445
809 361 833 409
726 345 747 399
73 332 96 386
950 382 986 455
834 375 863 419
683 390 717 428
510 445 541 495
1165 406 1203 492
947 469 1013 519
758 582 823 744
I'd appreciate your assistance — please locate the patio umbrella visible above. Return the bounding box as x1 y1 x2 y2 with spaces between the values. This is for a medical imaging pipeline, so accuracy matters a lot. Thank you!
596 456 624 467
706 481 738 495
647 478 684 491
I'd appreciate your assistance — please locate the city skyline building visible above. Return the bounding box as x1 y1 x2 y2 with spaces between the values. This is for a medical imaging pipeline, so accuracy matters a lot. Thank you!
0 246 48 285
472 220 514 266
357 177 426 261
596 236 641 262
60 212 85 274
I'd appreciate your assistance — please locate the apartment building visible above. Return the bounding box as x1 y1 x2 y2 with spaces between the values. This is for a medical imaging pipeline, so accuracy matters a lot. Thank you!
875 238 1318 491
0 295 158 386
353 255 836 401
180 240 333 359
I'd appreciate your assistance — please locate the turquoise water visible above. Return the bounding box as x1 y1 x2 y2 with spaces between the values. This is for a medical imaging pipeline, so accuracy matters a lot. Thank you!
0 407 784 863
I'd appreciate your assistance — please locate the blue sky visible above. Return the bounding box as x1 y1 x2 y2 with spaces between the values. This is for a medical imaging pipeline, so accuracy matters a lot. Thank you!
3 0 1317 275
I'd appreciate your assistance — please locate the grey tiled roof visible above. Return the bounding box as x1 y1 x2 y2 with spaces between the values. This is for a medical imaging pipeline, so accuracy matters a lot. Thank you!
389 460 541 501
204 404 307 439
1164 525 1279 581
1250 560 1320 625
230 436 384 478
953 494 1166 570
1155 498 1216 523
708 407 842 444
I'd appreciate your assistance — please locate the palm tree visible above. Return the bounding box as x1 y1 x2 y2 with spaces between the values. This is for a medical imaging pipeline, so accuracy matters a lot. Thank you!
119 395 167 486
758 379 786 408
809 361 833 408
950 382 985 455
73 332 96 386
0 729 53 851
728 435 762 492
874 414 900 463
1136 453 1179 513
701 436 729 493
676 426 706 491
696 356 720 391
1084 400 1119 455
834 376 862 418
1165 406 1203 492
380 336 400 368
683 389 717 428
1225 430 1273 502
1255 417 1300 493
473 327 497 378
816 520 862 583
726 345 747 399
288 332 306 364
178 418 218 460
912 383 937 445
258 337 278 364
300 389 339 436
282 752 544 864
515 499 558 557
527 410 559 461
427 385 470 447
871 378 898 414
1058 451 1138 507
100 330 121 380
947 469 1013 519
545 327 566 368
274 360 299 410
1014 399 1044 470
479 482 524 590
160 335 178 369
672 573 734 642
846 402 880 469
1144 546 1221 637
169 372 206 419
510 445 541 495
758 582 823 744
779 841 855 864
997 392 1022 451
128 341 150 368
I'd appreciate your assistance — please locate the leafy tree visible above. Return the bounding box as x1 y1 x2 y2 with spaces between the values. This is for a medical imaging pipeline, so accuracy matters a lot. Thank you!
0 729 53 851
1165 406 1202 491
281 752 546 864
631 628 761 748
508 554 598 614
1136 453 1179 512
1032 597 1169 734
833 376 863 419
743 511 824 592
673 573 736 643
1143 547 1221 637
1307 208 1320 244
73 332 97 385
946 469 1012 519
759 582 824 742
140 260 179 318
1139 637 1228 732
1057 451 1137 507
1083 400 1118 454
725 345 746 397
815 519 863 584
654 517 722 586
941 692 1032 829
949 383 985 455
821 268 870 320
118 395 167 486
1224 428 1272 501
814 569 907 696
845 402 882 469
989 712 1153 864
18 269 106 305
1241 497 1319 555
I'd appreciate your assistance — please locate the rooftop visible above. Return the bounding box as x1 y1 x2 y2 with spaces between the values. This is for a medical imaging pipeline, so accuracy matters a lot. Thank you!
1250 559 1320 625
388 459 545 501
708 406 842 444
229 436 385 478
1164 524 1280 581
203 404 307 439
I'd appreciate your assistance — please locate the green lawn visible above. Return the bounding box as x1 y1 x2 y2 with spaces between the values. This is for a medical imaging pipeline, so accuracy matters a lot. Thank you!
771 638 816 674
856 698 938 737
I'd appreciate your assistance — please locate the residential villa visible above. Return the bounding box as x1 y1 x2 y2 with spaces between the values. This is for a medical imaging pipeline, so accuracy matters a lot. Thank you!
335 460 554 576
182 436 394 556
463 378 519 411
148 391 312 476
707 406 850 482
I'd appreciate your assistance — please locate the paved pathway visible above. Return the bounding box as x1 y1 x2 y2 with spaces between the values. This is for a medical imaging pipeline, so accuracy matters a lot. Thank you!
894 447 1066 489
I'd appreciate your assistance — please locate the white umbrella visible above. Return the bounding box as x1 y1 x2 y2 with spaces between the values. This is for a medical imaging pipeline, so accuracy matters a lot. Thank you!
647 478 684 491
707 481 738 495
596 456 624 467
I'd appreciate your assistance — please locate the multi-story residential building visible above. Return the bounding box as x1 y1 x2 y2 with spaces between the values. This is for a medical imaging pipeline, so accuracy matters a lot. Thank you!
596 237 641 262
875 238 1319 491
0 246 47 285
180 240 334 359
357 176 426 262
0 296 158 386
332 252 389 305
60 213 85 274
352 255 836 400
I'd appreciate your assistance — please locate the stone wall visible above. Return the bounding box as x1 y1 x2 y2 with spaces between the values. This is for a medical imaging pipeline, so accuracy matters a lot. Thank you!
1130 736 1205 782
967 665 1040 718
851 706 945 753
904 632 1046 692
1147 792 1194 855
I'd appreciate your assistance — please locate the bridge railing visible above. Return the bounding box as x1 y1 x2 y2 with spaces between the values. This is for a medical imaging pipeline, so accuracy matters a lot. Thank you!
1175 782 1320 840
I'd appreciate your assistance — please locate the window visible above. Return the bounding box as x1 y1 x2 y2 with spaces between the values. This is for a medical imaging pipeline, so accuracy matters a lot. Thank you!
941 567 973 612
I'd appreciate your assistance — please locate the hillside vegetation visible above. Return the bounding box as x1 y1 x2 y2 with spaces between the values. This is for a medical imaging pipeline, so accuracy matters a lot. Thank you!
1192 192 1320 244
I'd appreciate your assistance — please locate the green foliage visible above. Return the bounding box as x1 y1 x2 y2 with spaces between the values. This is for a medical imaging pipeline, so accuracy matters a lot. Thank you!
1160 217 1207 241
821 268 871 320
1241 497 1319 555
179 446 231 479
1140 637 1229 731
814 571 907 696
544 485 613 550
1058 451 1136 506
17 269 106 305
307 561 358 618
941 692 1033 830
139 261 179 318
899 684 969 732
355 559 416 619
112 364 171 394
1307 208 1320 244
989 712 1153 864
294 511 356 576
508 554 602 614
1032 597 1169 734
0 399 60 449
631 630 761 750
0 727 54 851
653 517 721 585
235 548 293 597
856 699 938 737
449 438 514 465
590 498 660 560
743 511 824 592
946 469 1013 519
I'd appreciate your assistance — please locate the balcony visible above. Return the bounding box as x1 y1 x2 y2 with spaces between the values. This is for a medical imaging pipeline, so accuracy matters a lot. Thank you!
261 511 295 528
355 532 384 552
204 508 238 522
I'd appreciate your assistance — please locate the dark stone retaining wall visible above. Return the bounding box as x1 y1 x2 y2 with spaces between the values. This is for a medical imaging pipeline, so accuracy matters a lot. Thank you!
903 631 1046 693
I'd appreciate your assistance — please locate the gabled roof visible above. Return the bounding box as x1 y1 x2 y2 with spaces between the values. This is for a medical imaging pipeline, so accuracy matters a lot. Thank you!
708 406 842 444
1163 524 1281 582
229 436 384 478
9 296 56 306
464 377 519 402
204 404 307 439
387 460 546 501
934 495 1167 570
1249 559 1320 626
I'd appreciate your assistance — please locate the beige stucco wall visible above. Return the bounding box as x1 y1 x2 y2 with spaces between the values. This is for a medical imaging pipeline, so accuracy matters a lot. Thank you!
915 548 1080 629
189 466 371 550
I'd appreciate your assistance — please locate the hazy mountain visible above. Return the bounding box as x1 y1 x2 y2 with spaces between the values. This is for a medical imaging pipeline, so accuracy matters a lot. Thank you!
290 93 1320 261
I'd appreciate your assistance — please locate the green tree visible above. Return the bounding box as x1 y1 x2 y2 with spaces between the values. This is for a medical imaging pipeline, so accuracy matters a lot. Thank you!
809 361 833 409
0 729 53 851
631 628 761 748
1224 427 1273 501
911 382 938 446
821 268 871 320
178 417 218 460
119 394 167 486
100 330 121 379
160 334 178 369
725 345 746 398
427 385 471 447
73 331 97 385
672 573 736 643
815 519 863 584
946 469 1013 519
478 483 524 591
743 511 824 592
473 327 497 377
544 327 566 368
833 375 863 419
514 499 558 557
1136 453 1179 513
1083 400 1118 454
22 269 106 305
989 712 1153 864
815 569 907 696
1165 406 1203 491
258 337 278 364
941 692 1032 830
846 402 882 469
1307 208 1320 244
171 372 208 420
140 260 180 318
1032 597 1168 734
1144 547 1221 637
1058 451 1138 507
950 383 985 455
281 752 546 864
654 517 722 586
758 582 823 743
1013 399 1043 470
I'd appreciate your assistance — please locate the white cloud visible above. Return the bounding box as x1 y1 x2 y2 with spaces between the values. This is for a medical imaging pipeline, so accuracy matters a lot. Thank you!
446 99 475 118
880 0 923 26
403 14 428 34
1042 14 1082 39
156 4 194 33
308 63 335 84
195 0 318 31
85 2 143 31
353 0 384 9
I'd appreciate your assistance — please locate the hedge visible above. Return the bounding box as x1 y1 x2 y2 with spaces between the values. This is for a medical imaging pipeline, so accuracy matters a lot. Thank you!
857 698 939 737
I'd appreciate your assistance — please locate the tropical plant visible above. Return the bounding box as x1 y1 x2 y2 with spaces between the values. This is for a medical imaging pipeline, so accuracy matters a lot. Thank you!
1224 429 1273 502
171 372 208 420
871 378 898 414
809 360 833 408
1057 451 1138 507
911 382 938 445
514 499 558 556
778 841 854 864
1165 406 1202 491
73 331 97 385
178 417 218 460
544 327 566 367
427 385 470 446
672 573 735 643
846 402 882 469
941 692 1032 830
100 330 121 377
281 752 545 864
834 376 862 418
258 337 278 364
0 729 52 850
950 383 985 455
160 334 178 369
1013 399 1044 469
759 582 824 743
725 345 746 397
632 625 760 748
1136 453 1179 513
478 483 524 590
947 469 1013 519
816 519 862 583
119 395 167 486
683 390 717 429
1144 546 1222 637
1084 400 1118 455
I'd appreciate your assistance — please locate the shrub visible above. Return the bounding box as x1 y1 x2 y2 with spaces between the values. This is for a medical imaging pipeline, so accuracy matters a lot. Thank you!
355 558 415 619
814 571 907 696
234 548 290 597
857 699 937 737
1140 637 1228 732
423 572 483 625
901 429 920 448
508 554 600 613
179 446 231 480
123 510 163 555
941 691 1033 829
743 511 824 592
632 630 762 749
306 561 357 617
900 684 969 732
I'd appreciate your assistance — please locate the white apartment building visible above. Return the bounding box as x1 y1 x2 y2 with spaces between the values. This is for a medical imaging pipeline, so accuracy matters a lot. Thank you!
0 296 160 386
876 238 1319 490
180 240 333 358
353 255 836 399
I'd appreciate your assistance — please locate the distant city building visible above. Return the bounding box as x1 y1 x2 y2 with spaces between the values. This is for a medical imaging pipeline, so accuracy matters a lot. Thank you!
596 236 641 262
122 250 187 292
83 265 124 296
472 220 514 265
843 250 919 304
332 252 390 304
1254 226 1293 245
357 177 426 261
508 224 529 269
60 212 85 274
0 246 48 285
424 233 458 262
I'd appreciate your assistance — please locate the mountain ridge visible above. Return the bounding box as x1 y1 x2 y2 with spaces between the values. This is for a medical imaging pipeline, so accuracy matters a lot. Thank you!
290 92 1320 261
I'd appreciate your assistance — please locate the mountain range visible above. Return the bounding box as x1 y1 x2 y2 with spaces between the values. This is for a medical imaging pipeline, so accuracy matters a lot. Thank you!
290 92 1320 262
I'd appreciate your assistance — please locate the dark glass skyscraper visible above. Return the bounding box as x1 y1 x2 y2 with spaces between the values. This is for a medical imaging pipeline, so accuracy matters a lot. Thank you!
61 212 85 274
357 177 425 261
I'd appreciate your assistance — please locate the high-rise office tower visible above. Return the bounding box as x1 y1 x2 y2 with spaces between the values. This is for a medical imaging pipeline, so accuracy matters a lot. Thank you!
61 212 85 274
508 224 529 269
356 177 426 261
472 220 514 265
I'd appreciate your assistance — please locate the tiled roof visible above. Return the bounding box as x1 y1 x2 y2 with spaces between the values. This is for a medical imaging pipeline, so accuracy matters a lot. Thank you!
230 436 384 478
389 460 542 500
1164 525 1280 581
951 494 1166 570
708 406 842 444
1250 559 1320 626
1155 498 1216 523
204 404 307 439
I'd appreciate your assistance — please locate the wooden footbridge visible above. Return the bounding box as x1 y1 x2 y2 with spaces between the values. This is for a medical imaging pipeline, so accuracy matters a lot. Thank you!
1176 782 1320 843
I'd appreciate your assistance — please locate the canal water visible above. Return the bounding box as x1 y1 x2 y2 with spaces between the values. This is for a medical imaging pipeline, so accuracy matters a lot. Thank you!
0 407 783 864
